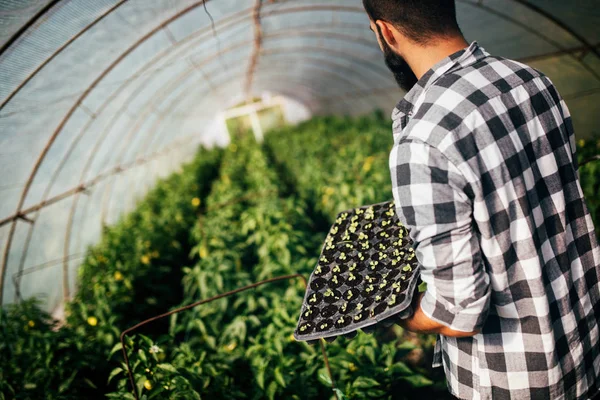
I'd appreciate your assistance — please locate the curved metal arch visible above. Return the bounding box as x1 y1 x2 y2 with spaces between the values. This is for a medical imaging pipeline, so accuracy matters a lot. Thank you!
12 136 200 301
5 7 384 228
114 50 370 163
2 0 287 302
65 77 319 296
0 0 62 56
62 69 330 300
460 0 600 83
0 0 129 112
96 56 375 224
0 0 225 303
27 26 388 214
512 0 600 60
95 52 378 230
0 23 386 229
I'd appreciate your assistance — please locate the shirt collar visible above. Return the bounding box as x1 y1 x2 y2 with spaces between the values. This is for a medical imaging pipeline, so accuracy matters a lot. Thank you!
392 41 488 123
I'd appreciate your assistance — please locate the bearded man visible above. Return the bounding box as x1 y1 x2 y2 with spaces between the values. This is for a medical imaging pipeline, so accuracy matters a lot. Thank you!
363 1 600 399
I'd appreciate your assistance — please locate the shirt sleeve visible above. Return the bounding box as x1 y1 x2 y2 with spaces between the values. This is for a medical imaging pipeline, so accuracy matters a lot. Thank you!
391 138 491 333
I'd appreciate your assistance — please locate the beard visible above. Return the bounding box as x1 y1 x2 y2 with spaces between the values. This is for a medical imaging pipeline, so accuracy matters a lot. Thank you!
381 40 419 92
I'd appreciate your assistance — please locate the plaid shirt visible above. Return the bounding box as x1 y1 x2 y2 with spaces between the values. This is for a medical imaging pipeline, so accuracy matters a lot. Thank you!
389 42 600 400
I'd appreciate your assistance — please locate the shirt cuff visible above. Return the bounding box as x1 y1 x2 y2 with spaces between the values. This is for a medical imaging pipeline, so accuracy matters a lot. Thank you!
419 289 490 333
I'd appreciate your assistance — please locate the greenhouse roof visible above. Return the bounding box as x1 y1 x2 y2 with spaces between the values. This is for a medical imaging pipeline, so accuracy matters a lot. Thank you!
0 0 599 312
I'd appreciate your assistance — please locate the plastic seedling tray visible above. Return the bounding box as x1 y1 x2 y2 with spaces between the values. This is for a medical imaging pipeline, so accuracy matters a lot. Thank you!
294 201 421 342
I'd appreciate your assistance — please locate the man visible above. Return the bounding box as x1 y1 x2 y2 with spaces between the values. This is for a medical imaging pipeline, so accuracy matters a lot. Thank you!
362 1 600 399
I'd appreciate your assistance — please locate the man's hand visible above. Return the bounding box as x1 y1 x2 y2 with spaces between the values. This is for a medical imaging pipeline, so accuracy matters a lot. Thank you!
399 292 480 338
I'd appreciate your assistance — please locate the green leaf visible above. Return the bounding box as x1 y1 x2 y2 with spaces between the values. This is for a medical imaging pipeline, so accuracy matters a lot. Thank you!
157 363 178 373
400 374 433 388
333 388 349 400
58 370 78 393
317 368 333 387
266 381 278 400
364 346 376 365
108 342 123 359
389 361 414 376
106 393 135 399
107 367 123 384
83 378 98 389
274 367 286 388
256 367 266 390
418 281 428 293
137 349 147 363
352 376 380 389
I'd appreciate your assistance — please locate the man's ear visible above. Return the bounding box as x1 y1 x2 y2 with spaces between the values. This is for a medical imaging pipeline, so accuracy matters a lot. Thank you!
375 20 397 48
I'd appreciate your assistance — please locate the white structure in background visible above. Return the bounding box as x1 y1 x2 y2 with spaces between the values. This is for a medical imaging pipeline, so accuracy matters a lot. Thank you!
215 92 311 144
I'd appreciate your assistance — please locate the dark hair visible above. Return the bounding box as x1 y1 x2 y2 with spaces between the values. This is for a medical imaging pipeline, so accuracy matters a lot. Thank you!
363 0 462 44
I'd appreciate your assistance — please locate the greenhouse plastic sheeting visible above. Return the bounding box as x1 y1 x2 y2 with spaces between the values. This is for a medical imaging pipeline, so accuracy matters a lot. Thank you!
0 0 599 313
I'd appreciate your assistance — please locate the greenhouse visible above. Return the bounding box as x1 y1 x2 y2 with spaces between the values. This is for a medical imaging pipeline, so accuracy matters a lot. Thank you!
1 0 599 399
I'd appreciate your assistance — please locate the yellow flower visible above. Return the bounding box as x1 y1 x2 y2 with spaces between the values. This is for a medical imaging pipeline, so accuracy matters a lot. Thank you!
141 255 150 265
288 333 295 342
144 380 153 391
224 342 237 352
578 139 586 148
362 156 375 173
191 197 201 207
199 245 208 259
87 316 98 327
348 362 358 372
114 271 123 281
324 187 335 196
28 320 35 328
151 250 159 258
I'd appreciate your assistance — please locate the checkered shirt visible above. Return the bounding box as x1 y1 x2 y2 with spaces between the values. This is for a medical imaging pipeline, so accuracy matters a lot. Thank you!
389 41 600 400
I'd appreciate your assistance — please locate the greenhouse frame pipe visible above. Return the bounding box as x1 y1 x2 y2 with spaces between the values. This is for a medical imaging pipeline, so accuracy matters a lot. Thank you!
0 0 62 56
0 0 266 304
0 64 320 229
0 0 222 304
2 18 385 231
1 3 585 118
45 32 390 228
65 69 331 299
518 43 600 64
9 135 201 302
1 53 377 231
93 60 375 238
468 0 600 83
12 253 86 302
245 0 264 98
0 3 371 119
2 0 595 118
110 49 375 168
114 47 385 158
0 0 129 112
119 274 338 400
512 0 600 60
74 54 361 233
96 59 371 224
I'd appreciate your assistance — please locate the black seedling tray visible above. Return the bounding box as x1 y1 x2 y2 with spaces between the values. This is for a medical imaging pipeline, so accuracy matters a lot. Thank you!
294 201 420 342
